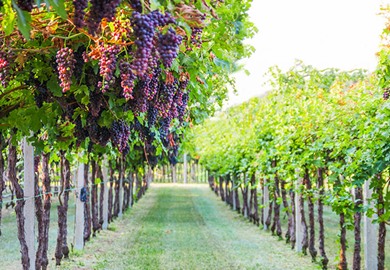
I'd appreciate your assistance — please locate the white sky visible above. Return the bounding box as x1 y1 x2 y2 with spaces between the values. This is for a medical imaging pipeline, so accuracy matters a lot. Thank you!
226 0 389 107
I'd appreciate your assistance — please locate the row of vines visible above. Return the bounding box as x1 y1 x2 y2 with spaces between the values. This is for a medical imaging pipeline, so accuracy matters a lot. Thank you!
185 10 390 268
0 0 255 269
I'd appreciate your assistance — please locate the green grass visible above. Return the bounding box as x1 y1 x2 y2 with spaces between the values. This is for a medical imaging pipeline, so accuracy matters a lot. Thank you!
1 195 76 270
3 184 388 269
61 184 317 270
255 193 390 269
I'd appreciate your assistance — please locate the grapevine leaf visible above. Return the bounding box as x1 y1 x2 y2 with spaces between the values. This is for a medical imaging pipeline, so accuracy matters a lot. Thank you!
2 1 16 36
47 0 67 19
13 5 31 40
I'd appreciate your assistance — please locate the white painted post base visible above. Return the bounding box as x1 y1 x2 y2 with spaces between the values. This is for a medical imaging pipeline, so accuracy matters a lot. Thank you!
23 137 35 270
74 162 85 250
364 179 378 270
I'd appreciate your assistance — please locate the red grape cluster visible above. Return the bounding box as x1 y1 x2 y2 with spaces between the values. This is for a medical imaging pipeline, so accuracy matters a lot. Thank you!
17 0 34 11
158 28 183 68
56 48 76 93
110 120 131 154
98 45 120 92
0 51 10 88
120 60 137 99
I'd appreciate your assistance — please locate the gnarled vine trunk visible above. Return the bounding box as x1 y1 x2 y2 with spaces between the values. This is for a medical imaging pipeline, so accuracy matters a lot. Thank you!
338 212 348 270
84 159 91 242
281 179 291 242
271 161 282 237
0 133 4 236
317 167 328 268
376 174 386 270
289 190 296 249
98 164 104 226
55 153 71 265
353 186 362 270
251 174 259 225
108 167 114 222
9 139 30 270
219 177 225 201
37 152 51 270
305 168 317 261
91 160 100 236
299 173 308 255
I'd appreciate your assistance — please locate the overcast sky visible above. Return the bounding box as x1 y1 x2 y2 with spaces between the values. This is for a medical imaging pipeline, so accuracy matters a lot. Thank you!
226 0 388 107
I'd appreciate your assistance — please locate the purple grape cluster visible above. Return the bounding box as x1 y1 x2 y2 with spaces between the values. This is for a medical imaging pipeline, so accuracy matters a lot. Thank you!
131 11 176 76
158 28 183 68
74 46 86 81
111 120 131 154
130 12 159 76
104 0 121 21
191 27 203 48
159 117 171 147
129 79 149 115
87 0 121 35
145 66 161 100
384 88 390 100
0 51 10 88
56 48 76 93
120 60 137 99
34 85 49 108
89 91 104 117
168 133 180 165
74 117 88 146
17 0 34 11
129 0 142 12
87 114 111 146
150 10 175 26
147 105 158 127
98 45 120 92
157 79 178 118
178 92 189 122
73 0 88 28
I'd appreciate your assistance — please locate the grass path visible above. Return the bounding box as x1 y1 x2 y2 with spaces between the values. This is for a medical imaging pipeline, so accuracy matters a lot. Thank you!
62 184 318 270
